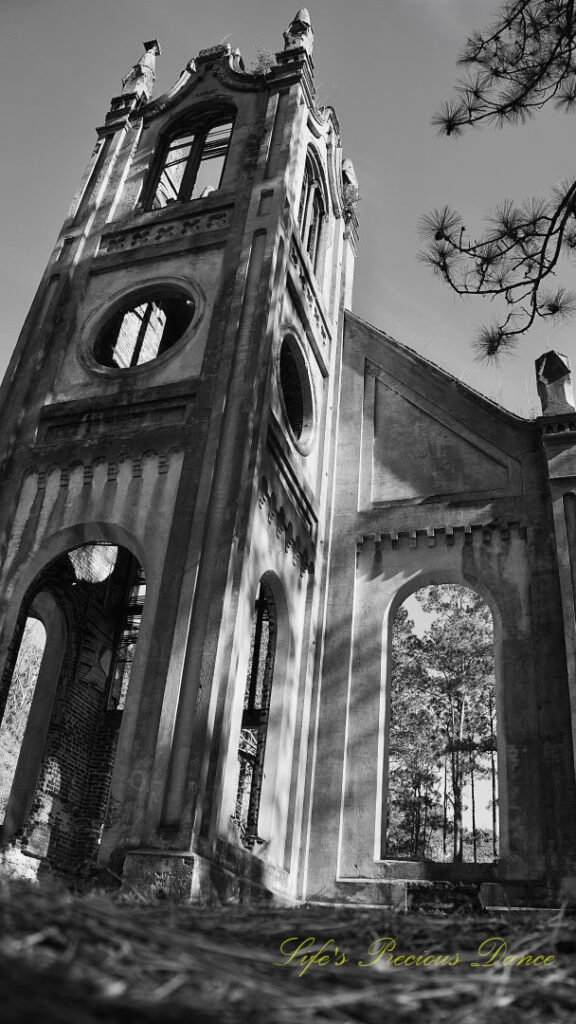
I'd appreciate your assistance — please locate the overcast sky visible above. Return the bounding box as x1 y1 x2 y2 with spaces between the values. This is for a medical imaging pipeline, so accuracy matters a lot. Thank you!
2 0 575 415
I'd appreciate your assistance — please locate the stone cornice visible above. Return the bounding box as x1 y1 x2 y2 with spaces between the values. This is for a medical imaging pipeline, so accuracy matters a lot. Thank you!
355 521 527 552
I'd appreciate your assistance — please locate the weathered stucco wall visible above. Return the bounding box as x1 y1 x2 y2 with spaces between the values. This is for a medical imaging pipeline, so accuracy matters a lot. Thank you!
302 312 576 905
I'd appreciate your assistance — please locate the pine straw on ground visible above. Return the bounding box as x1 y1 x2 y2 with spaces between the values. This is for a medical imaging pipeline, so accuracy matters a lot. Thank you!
1 880 576 1023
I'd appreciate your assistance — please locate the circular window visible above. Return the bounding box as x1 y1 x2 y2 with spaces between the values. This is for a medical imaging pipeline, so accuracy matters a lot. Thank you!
94 289 195 369
278 336 314 451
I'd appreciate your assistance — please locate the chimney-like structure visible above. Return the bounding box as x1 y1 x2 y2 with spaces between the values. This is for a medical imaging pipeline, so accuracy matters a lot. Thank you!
536 350 576 415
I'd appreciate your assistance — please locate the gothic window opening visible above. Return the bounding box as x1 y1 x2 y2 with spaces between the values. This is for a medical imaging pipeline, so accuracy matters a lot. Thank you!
234 579 277 850
150 118 234 209
298 155 325 272
386 585 498 865
94 289 195 369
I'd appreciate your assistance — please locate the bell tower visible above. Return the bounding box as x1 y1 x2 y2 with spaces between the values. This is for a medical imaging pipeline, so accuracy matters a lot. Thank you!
0 12 358 899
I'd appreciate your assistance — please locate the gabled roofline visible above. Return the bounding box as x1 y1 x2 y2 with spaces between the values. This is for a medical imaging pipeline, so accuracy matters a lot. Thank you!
344 309 532 428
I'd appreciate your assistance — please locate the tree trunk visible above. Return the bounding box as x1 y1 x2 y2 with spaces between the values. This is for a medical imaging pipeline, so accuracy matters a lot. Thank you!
469 739 477 862
490 699 498 858
442 754 448 860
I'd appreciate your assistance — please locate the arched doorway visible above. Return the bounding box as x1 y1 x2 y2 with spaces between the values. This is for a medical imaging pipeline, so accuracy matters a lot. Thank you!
0 542 146 877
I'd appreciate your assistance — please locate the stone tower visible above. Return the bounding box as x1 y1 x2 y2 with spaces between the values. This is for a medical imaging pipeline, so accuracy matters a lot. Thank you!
0 13 358 899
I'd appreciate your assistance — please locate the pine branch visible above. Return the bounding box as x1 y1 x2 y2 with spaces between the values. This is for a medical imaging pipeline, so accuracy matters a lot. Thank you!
424 0 576 355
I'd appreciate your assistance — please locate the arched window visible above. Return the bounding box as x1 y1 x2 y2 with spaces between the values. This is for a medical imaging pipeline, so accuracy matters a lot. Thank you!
386 585 498 865
234 578 277 850
149 116 234 209
298 154 326 272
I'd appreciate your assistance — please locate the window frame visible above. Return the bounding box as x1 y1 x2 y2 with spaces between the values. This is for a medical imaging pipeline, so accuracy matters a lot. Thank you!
297 151 327 274
91 285 197 373
146 112 235 211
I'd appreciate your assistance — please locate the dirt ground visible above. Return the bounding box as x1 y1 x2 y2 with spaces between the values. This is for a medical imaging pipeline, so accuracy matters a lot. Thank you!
1 879 576 1023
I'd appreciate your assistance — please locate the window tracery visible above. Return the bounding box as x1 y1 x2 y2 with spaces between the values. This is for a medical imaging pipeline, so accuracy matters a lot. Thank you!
298 153 326 272
149 117 234 210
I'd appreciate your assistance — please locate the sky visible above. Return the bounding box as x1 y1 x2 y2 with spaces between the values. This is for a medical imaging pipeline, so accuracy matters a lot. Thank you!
1 0 575 416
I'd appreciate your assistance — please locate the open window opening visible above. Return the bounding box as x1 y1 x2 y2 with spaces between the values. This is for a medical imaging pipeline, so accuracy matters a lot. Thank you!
298 153 326 272
0 543 146 877
94 289 195 369
386 584 498 864
150 117 234 209
233 578 277 851
278 335 315 450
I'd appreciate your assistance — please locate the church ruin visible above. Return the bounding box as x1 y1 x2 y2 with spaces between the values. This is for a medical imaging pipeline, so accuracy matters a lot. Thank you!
1 11 576 908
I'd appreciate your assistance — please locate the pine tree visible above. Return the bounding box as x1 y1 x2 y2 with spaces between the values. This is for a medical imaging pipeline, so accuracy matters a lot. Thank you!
387 606 443 859
420 1 576 358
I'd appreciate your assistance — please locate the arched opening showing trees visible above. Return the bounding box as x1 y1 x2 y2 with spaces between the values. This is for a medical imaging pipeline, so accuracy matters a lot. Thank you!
386 585 498 864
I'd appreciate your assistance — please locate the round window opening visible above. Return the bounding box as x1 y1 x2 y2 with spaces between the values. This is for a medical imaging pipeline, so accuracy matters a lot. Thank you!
94 290 195 369
278 336 314 447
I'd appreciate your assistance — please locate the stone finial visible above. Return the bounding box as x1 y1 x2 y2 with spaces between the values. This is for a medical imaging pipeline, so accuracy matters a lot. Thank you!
121 39 161 102
536 351 576 415
284 8 314 55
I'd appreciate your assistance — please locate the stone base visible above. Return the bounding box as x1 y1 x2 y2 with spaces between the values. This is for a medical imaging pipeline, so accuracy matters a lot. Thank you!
121 849 293 905
330 879 482 912
322 877 576 912
480 878 576 910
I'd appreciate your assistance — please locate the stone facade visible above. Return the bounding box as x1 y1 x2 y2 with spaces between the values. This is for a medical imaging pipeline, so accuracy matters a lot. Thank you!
1 13 576 907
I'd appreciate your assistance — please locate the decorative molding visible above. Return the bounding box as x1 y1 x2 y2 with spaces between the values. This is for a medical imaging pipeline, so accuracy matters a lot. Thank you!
266 423 318 541
38 386 192 445
355 521 527 552
288 239 331 347
98 206 233 257
540 415 576 437
259 476 314 575
24 448 183 493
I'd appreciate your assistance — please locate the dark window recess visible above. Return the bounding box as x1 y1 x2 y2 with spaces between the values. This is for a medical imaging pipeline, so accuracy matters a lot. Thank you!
234 580 277 850
151 120 233 209
107 564 147 711
298 164 310 226
279 339 305 439
306 189 324 266
94 291 195 369
298 157 325 273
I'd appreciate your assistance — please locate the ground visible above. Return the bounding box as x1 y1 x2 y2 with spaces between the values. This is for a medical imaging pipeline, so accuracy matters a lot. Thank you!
1 878 576 1022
